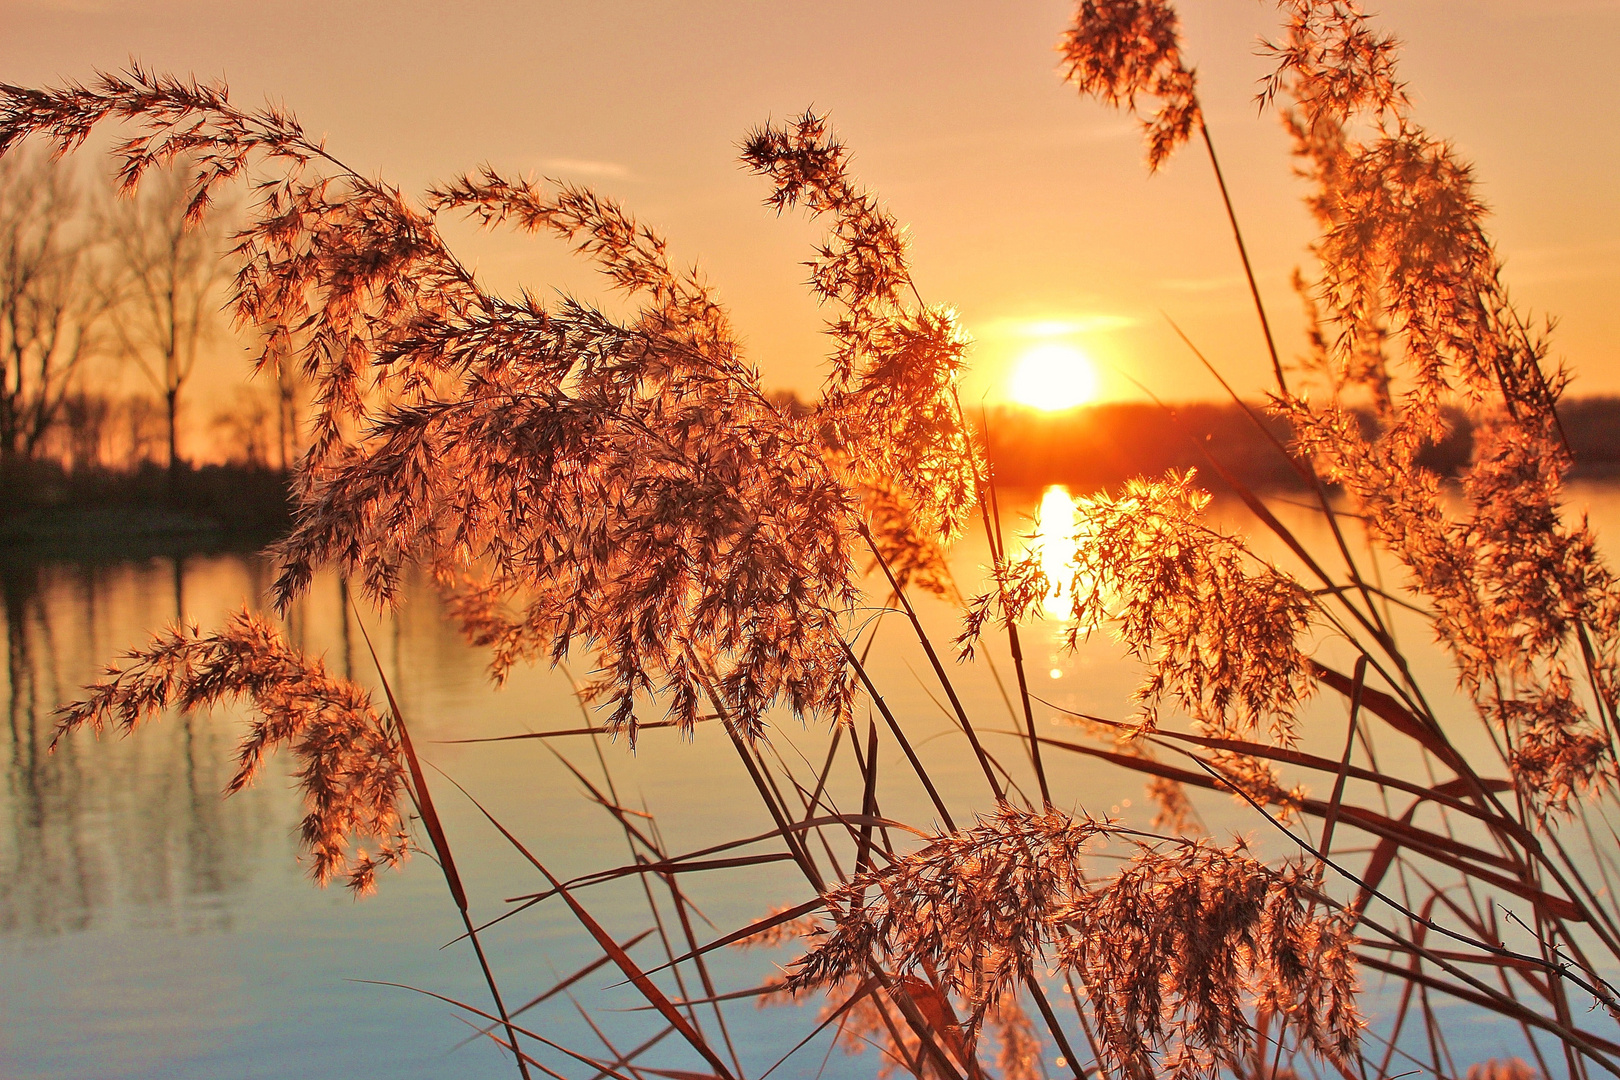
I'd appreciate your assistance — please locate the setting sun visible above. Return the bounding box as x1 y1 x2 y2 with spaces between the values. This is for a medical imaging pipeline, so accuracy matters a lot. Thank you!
1008 342 1100 411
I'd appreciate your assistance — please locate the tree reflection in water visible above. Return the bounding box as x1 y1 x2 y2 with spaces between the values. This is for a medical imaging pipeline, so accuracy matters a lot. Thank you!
0 554 268 936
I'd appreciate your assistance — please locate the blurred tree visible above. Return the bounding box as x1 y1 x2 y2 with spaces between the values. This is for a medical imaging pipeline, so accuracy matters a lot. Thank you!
273 354 303 472
56 389 113 470
121 394 166 467
211 384 275 467
104 161 231 480
0 147 105 465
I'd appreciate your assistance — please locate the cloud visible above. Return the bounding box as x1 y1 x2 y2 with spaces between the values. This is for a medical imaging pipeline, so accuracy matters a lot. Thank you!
1157 275 1244 293
541 158 633 180
1481 0 1620 18
18 0 112 10
1496 240 1620 286
979 314 1140 339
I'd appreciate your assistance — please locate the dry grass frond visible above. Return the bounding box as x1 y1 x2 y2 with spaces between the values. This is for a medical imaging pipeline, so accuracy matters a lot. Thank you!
1467 1059 1538 1080
51 608 409 894
1059 0 1201 170
1145 773 1199 833
1283 118 1394 410
741 111 910 340
1261 0 1407 131
743 112 982 544
736 903 827 950
789 805 1113 1018
1055 846 1359 1080
987 992 1043 1080
967 471 1315 740
791 805 1359 1079
1265 0 1620 823
3 71 923 743
855 471 956 599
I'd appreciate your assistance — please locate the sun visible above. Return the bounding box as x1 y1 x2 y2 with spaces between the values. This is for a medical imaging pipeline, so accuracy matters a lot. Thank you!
1008 342 1100 411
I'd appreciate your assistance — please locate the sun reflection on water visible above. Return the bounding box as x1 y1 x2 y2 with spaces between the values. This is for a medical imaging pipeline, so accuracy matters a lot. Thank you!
1029 484 1093 681
1033 484 1079 608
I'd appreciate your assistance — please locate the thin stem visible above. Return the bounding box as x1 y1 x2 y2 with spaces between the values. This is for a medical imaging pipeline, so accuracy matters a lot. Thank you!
858 522 1005 802
1198 116 1286 395
353 611 532 1080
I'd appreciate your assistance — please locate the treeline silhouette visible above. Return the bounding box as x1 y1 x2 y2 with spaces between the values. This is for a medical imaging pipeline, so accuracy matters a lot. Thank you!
13 395 1620 553
0 458 291 549
982 396 1620 493
0 386 291 548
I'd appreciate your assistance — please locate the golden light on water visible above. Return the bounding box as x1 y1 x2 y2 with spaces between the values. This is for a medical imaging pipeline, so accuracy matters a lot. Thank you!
1033 484 1079 607
1008 341 1100 411
1031 484 1081 679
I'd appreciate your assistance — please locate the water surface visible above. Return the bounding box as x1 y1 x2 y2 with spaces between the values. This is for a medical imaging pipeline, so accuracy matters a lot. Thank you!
7 485 1620 1077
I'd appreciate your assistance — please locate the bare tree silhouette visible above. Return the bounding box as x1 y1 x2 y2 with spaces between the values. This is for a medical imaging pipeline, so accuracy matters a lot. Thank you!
0 146 105 465
103 160 231 481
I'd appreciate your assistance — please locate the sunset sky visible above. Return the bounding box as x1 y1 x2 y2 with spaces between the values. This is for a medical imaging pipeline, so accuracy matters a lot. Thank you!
4 0 1617 409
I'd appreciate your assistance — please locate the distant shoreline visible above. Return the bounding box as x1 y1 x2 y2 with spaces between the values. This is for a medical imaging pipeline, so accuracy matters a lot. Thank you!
8 396 1620 557
981 395 1620 494
0 461 291 558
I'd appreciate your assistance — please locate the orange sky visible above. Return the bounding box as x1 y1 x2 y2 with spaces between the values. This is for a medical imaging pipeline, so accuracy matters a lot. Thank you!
4 0 1618 411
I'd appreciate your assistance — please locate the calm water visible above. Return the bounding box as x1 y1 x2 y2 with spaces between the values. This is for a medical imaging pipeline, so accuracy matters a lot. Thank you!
6 486 1620 1078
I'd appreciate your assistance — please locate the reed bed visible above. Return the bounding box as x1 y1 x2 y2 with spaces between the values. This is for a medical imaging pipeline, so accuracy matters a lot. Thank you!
7 2 1620 1077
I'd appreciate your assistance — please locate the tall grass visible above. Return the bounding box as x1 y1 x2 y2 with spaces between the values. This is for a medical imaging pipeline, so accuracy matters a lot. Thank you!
7 2 1620 1077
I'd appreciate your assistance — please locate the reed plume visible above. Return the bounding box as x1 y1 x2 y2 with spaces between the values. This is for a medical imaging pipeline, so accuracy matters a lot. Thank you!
1059 0 1200 171
1267 0 1620 823
50 609 409 894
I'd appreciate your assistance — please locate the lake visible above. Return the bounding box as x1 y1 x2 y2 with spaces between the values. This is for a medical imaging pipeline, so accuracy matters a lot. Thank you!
6 484 1620 1078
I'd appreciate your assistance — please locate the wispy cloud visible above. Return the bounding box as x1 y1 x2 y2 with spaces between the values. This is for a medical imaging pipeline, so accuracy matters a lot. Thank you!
19 0 112 10
1482 0 1620 18
882 119 1137 157
1157 275 1243 293
979 313 1140 339
542 158 633 180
